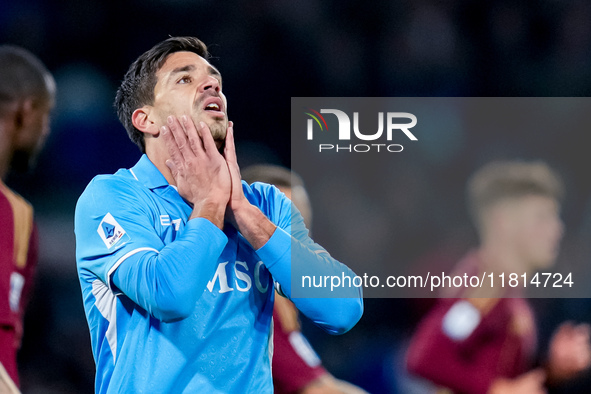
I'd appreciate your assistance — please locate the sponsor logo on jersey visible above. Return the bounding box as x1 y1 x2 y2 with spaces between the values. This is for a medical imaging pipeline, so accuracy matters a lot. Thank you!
97 213 128 249
207 261 271 294
160 214 181 231
102 222 115 238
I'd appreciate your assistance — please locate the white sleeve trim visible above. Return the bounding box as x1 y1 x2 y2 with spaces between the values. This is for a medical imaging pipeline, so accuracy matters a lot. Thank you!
288 331 321 367
107 247 159 294
442 300 481 341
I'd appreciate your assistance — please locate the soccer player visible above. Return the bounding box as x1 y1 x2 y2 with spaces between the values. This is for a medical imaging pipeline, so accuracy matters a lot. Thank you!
242 164 368 394
74 37 363 393
406 160 591 393
0 45 55 390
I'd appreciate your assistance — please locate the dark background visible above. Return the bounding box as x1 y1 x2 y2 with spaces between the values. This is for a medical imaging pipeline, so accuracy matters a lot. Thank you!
3 0 591 392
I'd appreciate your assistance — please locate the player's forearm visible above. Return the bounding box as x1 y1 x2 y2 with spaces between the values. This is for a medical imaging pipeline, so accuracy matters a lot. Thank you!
258 228 363 335
406 316 495 394
289 240 363 335
112 218 228 322
231 201 276 249
189 198 226 229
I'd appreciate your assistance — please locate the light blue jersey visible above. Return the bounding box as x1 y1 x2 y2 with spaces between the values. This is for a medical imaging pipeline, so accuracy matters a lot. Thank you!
75 154 362 393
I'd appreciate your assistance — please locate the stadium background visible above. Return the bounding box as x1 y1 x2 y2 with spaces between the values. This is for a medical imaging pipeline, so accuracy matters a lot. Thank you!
3 0 591 392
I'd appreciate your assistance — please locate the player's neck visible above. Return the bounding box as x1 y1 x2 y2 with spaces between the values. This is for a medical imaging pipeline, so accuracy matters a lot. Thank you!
145 144 176 187
478 241 528 275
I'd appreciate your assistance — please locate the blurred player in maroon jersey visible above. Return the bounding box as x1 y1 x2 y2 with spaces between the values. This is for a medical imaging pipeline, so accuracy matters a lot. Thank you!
406 160 591 394
0 45 55 391
242 165 367 394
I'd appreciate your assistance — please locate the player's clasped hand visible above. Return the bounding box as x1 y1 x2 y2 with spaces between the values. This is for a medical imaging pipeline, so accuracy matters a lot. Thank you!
547 322 591 382
488 369 547 394
223 120 250 226
161 115 231 228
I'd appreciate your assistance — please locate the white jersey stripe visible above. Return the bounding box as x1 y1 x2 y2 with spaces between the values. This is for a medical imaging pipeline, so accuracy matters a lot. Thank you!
92 279 119 362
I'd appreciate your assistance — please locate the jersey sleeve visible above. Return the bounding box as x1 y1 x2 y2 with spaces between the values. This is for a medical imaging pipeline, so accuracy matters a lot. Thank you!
246 182 363 335
406 298 505 394
75 176 228 322
18 222 38 329
272 297 328 393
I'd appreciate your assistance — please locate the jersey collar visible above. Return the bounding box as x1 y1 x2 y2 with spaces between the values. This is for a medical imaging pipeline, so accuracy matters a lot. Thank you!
130 154 169 189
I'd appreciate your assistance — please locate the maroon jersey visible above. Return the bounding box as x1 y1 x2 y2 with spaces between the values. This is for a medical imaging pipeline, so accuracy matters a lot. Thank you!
406 252 537 394
0 182 38 387
273 295 328 394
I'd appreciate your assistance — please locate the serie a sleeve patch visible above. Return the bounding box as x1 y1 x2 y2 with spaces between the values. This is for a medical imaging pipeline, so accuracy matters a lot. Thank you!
97 213 131 250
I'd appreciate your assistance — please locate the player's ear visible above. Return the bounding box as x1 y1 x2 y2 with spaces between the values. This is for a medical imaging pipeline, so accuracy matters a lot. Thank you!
488 204 513 236
13 98 35 131
132 106 159 136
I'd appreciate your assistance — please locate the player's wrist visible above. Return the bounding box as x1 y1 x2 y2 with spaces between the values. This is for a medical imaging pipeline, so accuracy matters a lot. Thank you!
232 203 276 249
229 197 252 216
231 200 264 228
192 198 227 229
